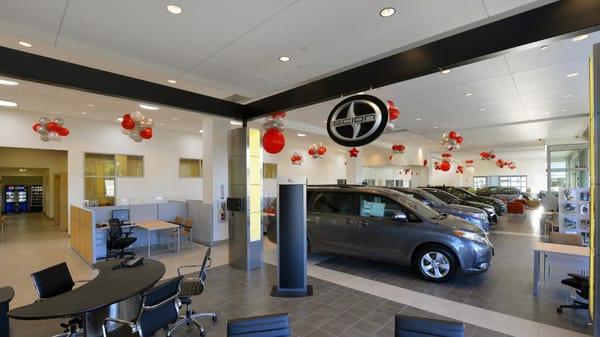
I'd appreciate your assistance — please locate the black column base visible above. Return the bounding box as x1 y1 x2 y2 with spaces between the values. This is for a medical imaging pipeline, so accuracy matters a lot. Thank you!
270 285 313 298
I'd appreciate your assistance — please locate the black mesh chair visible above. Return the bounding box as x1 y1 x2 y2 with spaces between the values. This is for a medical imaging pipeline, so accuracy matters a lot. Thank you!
227 313 291 337
31 262 87 336
102 276 183 337
395 314 465 337
168 247 217 337
557 273 589 313
107 218 137 259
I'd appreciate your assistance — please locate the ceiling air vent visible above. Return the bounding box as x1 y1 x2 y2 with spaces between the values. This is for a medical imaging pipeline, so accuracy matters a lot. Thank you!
224 94 250 104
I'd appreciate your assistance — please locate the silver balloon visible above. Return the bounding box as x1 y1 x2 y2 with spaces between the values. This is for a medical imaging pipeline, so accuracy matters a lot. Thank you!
131 111 144 123
143 117 154 128
39 117 50 126
40 134 50 142
48 131 60 141
53 117 64 126
37 126 48 136
129 131 142 142
121 128 130 135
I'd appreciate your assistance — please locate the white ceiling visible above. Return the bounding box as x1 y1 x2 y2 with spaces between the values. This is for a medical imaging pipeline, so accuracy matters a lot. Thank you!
0 0 554 100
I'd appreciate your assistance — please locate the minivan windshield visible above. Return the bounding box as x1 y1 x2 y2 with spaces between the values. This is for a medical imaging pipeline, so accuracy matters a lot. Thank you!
390 192 440 220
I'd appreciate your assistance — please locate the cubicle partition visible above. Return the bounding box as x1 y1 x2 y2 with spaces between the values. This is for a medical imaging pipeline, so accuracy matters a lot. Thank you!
70 205 95 265
187 200 213 246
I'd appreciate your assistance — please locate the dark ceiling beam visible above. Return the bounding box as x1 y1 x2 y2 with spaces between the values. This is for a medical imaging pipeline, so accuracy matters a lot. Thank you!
0 46 250 119
246 0 600 120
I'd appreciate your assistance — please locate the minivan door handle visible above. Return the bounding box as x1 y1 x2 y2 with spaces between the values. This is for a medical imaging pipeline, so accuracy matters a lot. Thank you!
343 218 356 224
359 220 369 226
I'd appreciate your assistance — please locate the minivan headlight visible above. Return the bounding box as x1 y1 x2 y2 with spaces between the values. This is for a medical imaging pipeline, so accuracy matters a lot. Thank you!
453 230 486 244
474 212 487 219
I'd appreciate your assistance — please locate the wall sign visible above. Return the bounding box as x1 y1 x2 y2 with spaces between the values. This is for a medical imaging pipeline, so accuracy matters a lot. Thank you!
327 95 388 147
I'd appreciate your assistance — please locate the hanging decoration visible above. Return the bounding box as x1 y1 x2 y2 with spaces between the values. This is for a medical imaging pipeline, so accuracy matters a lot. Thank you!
387 100 400 121
404 168 411 175
290 152 303 165
392 143 406 154
437 153 452 172
262 111 286 154
440 130 463 151
495 159 517 170
479 150 496 160
120 112 154 142
308 143 327 159
33 117 70 142
388 154 394 162
348 147 360 158
465 160 475 173
423 159 428 167
456 165 464 174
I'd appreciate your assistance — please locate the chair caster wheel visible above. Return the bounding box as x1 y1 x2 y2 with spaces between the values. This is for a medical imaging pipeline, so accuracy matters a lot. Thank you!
212 314 218 322
200 331 206 337
557 308 562 313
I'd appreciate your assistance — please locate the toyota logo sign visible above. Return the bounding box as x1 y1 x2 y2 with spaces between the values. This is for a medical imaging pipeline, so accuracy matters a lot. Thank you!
326 95 388 147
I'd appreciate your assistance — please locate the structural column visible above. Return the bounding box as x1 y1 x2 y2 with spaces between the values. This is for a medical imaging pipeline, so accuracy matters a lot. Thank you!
346 155 363 185
591 43 600 337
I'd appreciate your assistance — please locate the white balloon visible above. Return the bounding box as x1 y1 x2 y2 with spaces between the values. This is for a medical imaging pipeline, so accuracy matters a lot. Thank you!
37 126 48 136
40 134 50 142
129 131 142 142
39 117 50 126
131 111 143 123
48 131 60 141
53 117 64 126
144 117 154 128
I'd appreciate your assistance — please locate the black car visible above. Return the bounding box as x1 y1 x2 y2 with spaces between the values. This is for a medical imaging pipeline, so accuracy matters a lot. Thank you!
476 186 529 203
429 186 506 215
421 187 498 224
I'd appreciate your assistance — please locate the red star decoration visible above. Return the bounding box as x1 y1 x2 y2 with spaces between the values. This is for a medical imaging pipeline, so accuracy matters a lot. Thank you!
349 147 359 158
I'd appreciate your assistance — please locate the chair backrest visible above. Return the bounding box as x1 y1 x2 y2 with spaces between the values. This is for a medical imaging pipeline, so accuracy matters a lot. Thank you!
182 217 193 228
198 247 212 283
549 232 584 246
31 262 75 299
108 218 123 239
227 313 291 337
174 216 183 225
138 276 183 336
395 314 464 337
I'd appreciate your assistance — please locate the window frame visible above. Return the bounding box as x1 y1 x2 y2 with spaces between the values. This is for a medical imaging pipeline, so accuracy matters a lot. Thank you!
311 191 358 216
179 158 203 178
359 193 420 222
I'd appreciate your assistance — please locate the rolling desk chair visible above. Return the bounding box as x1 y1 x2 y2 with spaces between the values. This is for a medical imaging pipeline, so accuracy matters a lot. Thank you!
227 313 291 337
395 314 465 337
102 276 183 337
31 262 87 337
107 219 137 259
168 247 217 337
557 273 589 313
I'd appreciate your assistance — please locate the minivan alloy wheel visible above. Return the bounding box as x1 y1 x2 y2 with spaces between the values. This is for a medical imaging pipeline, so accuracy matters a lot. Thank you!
420 251 450 279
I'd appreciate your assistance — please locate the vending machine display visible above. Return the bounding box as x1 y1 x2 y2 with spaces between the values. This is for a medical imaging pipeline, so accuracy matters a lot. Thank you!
29 185 43 212
4 185 28 213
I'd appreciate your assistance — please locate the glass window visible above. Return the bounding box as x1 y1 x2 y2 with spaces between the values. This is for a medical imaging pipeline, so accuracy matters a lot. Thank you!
312 192 356 215
179 158 202 178
263 163 277 179
116 154 144 177
337 179 347 185
85 153 115 177
85 177 115 206
360 194 424 221
499 175 527 192
473 176 487 190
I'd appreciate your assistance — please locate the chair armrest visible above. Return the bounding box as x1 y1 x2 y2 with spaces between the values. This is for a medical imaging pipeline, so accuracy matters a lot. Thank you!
102 317 137 337
177 265 202 276
568 273 589 281
142 291 181 310
75 280 91 283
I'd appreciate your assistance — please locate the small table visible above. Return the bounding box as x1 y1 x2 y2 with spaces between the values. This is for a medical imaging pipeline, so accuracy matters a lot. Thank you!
136 221 180 257
0 287 15 337
533 241 589 295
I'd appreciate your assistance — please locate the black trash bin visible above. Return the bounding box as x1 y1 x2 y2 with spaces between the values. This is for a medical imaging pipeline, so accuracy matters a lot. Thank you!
0 287 15 337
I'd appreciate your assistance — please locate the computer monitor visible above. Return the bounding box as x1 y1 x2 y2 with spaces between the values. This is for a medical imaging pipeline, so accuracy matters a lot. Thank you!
112 209 130 223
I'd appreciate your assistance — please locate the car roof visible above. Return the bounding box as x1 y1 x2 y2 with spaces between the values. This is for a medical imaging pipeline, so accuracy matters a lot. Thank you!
307 185 415 203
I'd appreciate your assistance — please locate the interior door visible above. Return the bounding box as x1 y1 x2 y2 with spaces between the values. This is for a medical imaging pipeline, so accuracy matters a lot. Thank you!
308 191 359 255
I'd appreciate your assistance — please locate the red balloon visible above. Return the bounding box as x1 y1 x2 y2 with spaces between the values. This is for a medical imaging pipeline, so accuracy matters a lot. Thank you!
389 107 400 121
317 146 327 156
490 154 496 159
448 131 457 139
32 123 41 132
121 117 135 130
263 128 285 154
140 128 153 139
57 127 69 137
308 148 316 156
47 122 60 132
423 159 428 167
440 161 451 172
456 136 463 144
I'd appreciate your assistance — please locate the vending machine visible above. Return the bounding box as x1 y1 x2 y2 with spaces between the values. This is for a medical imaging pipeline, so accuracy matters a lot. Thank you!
29 185 43 212
4 185 28 213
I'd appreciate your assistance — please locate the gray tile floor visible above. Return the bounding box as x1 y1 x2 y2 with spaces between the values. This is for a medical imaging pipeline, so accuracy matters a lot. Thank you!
315 215 592 335
10 264 510 337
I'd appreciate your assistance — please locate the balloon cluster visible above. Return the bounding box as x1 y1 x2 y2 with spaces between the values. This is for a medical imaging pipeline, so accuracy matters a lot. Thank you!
33 117 70 142
465 160 474 168
480 151 496 160
263 111 286 154
290 152 303 165
434 153 452 172
496 159 516 170
348 147 360 158
308 143 327 159
423 159 428 167
441 130 464 151
392 143 406 153
121 112 154 142
456 165 464 174
387 100 400 121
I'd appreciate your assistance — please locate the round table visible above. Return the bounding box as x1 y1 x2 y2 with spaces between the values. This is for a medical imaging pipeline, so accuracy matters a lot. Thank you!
8 259 165 336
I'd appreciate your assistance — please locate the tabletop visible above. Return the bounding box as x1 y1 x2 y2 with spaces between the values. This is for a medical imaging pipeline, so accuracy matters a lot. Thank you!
8 259 165 320
0 287 14 303
136 221 179 231
533 241 589 257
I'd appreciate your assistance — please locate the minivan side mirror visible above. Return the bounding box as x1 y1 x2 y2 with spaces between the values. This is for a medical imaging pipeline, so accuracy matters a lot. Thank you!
393 211 408 222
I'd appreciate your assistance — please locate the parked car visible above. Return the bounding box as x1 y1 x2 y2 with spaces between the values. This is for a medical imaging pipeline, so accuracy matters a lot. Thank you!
429 186 507 215
476 186 529 203
421 187 498 224
267 185 493 282
386 187 490 232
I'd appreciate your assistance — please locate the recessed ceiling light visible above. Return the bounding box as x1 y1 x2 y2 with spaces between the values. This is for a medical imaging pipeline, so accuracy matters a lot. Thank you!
415 118 422 121
540 45 549 51
545 111 550 114
440 69 451 75
18 168 27 172
279 56 291 62
18 41 32 48
159 122 166 126
168 79 177 84
87 104 95 107
230 120 243 126
81 111 88 115
433 126 439 129
117 117 123 122
139 103 159 110
572 34 589 42
322 120 327 123
561 109 569 112
479 107 486 111
464 92 473 97
297 133 306 137
564 94 574 98
198 129 203 133
172 117 179 121
566 72 579 78
379 7 396 17
0 79 18 86
0 99 17 107
166 4 182 14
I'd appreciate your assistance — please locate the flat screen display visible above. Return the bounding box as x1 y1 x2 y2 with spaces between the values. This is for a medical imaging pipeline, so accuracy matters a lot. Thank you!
112 209 130 222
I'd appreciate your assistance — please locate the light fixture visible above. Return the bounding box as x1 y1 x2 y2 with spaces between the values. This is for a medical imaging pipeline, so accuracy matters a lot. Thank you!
139 103 159 110
18 168 27 172
572 34 589 42
297 133 306 137
564 94 574 98
0 79 18 86
230 120 243 126
545 111 550 115
415 118 422 121
159 122 166 126
81 111 89 115
18 41 32 48
464 92 473 97
172 117 179 121
168 79 177 84
279 56 291 62
566 72 579 78
433 126 439 129
561 109 569 112
0 99 17 107
540 45 549 51
117 117 123 122
166 4 182 14
87 104 95 107
379 7 396 17
479 107 486 111
440 69 451 75
198 129 203 133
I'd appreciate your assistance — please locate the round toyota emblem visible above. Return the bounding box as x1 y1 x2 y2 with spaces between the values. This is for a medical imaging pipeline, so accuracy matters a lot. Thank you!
327 95 388 147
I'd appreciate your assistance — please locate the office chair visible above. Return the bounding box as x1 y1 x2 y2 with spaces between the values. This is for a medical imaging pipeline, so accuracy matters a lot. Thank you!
168 247 217 337
31 262 87 337
107 218 137 259
227 313 291 337
102 276 183 337
557 273 589 313
395 314 465 337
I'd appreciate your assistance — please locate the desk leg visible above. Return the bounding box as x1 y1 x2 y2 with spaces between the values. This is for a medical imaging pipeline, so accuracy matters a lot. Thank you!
177 227 181 253
533 250 540 296
147 230 151 258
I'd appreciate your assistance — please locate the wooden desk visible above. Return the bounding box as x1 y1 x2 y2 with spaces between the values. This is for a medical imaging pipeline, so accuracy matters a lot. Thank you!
136 221 180 257
533 241 589 295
